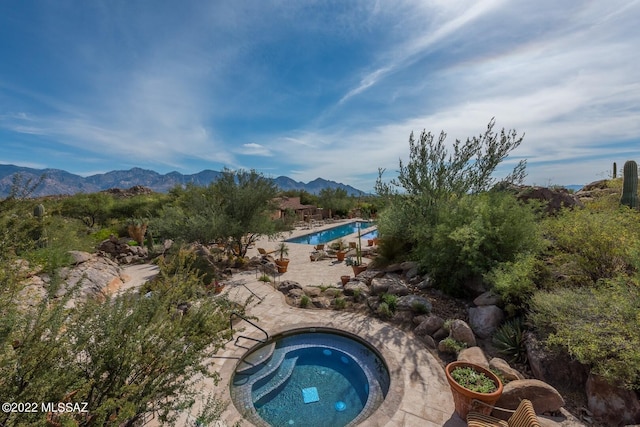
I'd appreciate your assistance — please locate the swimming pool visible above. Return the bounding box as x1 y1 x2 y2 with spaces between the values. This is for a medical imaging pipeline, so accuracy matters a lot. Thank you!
230 329 390 427
361 229 378 240
286 221 375 245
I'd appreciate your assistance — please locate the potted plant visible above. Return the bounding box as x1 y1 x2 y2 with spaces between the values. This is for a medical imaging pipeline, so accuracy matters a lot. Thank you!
346 225 367 275
333 238 347 262
274 242 290 273
340 275 351 285
445 361 504 419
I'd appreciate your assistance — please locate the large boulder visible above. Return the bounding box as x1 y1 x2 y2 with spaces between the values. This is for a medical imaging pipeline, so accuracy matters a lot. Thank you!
489 358 524 381
526 332 589 391
370 277 399 295
303 287 322 297
414 315 444 337
469 305 504 339
449 319 477 347
495 379 565 414
473 291 502 307
57 254 127 301
387 282 410 296
457 346 489 369
513 185 584 214
586 373 640 426
343 281 369 297
354 269 384 286
277 280 303 293
396 295 431 312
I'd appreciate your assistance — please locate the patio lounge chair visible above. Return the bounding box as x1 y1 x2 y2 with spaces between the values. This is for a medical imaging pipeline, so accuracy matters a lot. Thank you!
467 399 540 427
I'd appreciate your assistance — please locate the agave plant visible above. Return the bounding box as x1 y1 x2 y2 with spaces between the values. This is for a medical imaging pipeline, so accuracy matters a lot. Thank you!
492 317 527 363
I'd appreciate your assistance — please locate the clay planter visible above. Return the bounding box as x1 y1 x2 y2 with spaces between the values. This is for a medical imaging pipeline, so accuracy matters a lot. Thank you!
275 258 289 273
445 361 503 419
340 275 351 285
336 251 346 262
367 239 374 246
352 264 368 276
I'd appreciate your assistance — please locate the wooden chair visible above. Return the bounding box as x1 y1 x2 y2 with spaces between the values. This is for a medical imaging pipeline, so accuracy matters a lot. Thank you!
467 399 540 427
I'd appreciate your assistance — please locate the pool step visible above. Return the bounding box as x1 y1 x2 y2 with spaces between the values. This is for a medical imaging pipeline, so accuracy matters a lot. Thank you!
252 356 298 404
236 342 276 374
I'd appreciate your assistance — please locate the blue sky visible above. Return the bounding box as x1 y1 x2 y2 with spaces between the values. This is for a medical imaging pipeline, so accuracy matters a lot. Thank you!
1 1 639 192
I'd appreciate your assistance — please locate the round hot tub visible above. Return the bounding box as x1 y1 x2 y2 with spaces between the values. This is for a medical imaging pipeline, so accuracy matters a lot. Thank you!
230 328 390 427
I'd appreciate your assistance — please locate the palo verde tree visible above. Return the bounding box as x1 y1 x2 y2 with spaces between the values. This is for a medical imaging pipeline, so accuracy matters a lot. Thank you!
209 168 280 257
155 169 280 257
375 118 540 295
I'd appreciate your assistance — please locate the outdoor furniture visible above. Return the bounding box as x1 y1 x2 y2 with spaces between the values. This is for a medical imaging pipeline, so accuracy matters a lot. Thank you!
258 248 275 256
467 399 540 427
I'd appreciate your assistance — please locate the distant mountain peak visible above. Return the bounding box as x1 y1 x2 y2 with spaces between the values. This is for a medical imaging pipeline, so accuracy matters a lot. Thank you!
0 164 365 197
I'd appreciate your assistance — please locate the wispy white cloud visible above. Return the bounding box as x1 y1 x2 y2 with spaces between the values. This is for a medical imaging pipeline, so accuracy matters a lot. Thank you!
238 143 272 157
0 0 639 191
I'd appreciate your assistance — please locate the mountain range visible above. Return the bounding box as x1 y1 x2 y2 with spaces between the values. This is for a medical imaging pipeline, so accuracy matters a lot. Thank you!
0 164 366 198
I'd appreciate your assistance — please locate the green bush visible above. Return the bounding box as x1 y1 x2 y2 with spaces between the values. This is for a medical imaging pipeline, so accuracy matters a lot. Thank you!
541 206 640 287
381 293 398 312
415 192 543 295
439 337 467 355
333 297 346 310
485 253 540 315
300 295 310 308
530 276 640 389
377 302 392 318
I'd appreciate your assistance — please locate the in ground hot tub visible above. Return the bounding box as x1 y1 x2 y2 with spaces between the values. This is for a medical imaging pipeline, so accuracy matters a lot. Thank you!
230 328 390 427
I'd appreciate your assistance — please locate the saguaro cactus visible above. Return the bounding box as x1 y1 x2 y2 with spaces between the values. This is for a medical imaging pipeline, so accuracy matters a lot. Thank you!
33 203 46 218
613 162 617 178
620 160 638 209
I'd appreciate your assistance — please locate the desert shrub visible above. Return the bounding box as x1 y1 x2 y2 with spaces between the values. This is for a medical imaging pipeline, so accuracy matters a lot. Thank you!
374 199 416 264
333 297 346 310
412 300 431 314
492 318 527 363
529 276 640 389
377 302 392 318
258 274 271 282
381 293 398 312
300 295 310 308
91 227 119 242
485 253 540 315
415 192 543 295
540 206 640 287
439 337 467 355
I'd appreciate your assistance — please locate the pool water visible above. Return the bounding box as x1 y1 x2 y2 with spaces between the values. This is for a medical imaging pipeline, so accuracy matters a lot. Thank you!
360 229 378 240
231 330 390 427
286 221 375 245
254 347 368 426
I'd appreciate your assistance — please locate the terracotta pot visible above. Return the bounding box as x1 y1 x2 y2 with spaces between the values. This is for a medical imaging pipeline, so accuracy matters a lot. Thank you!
367 239 374 246
445 361 504 419
336 251 346 262
275 258 289 273
340 275 350 285
352 265 368 276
